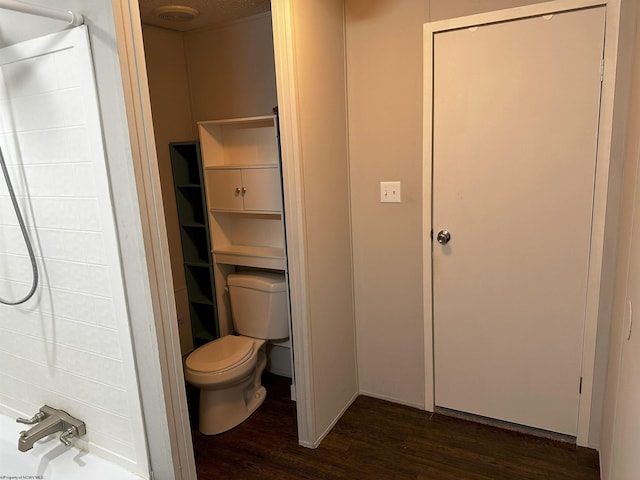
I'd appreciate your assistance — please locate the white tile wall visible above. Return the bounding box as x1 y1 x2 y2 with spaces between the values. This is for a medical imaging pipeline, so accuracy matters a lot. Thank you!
0 31 145 469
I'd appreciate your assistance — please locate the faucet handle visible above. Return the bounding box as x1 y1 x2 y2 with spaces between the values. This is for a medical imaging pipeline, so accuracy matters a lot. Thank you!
59 426 79 447
16 411 47 425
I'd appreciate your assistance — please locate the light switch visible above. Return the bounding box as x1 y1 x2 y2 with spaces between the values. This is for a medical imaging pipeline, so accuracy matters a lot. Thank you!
380 181 401 203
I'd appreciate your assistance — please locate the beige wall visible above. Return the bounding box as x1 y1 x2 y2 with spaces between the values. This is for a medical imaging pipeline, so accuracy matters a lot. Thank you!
183 13 277 121
282 0 359 439
600 0 640 475
143 25 195 355
297 0 359 435
345 0 427 407
428 0 554 20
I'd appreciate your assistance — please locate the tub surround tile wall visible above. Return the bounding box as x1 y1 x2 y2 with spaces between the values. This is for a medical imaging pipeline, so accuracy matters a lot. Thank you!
0 27 146 475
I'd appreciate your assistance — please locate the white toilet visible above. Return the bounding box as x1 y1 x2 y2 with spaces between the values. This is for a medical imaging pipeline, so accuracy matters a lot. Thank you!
184 271 288 435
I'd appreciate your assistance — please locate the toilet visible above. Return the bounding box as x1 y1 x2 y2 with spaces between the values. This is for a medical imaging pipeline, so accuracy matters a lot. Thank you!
184 271 288 435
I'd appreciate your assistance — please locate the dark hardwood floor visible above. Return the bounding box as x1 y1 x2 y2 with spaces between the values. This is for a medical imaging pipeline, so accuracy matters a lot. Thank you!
190 374 600 479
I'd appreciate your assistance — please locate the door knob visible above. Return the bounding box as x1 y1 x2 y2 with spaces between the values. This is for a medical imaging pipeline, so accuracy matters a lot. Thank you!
436 230 451 245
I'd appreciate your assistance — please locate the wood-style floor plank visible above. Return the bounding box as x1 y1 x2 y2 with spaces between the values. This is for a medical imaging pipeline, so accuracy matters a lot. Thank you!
190 374 600 479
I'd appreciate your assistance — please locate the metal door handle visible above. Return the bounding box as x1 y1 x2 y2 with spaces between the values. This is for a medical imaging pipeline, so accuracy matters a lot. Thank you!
436 230 451 245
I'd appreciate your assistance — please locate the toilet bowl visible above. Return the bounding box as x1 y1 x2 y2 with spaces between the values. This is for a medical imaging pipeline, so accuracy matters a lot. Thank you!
184 335 267 435
184 272 288 435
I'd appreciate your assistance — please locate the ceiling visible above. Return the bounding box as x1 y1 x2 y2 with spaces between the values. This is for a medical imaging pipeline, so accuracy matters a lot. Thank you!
138 0 271 31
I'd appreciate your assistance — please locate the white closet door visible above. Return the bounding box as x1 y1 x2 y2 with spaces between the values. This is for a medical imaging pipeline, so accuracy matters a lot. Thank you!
432 7 605 435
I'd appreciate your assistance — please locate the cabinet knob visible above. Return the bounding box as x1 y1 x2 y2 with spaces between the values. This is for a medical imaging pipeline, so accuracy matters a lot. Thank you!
242 186 247 195
235 187 241 196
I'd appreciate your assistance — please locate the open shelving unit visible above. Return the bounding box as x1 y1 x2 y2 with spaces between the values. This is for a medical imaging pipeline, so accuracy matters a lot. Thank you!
198 115 289 337
170 141 220 346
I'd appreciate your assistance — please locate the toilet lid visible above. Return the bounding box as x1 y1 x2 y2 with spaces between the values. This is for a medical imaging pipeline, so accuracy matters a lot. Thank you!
186 336 254 373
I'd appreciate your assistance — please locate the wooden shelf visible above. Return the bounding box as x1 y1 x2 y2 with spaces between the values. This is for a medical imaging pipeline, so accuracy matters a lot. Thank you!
198 115 279 168
185 259 210 268
189 294 215 306
204 164 277 170
197 115 276 127
208 208 282 215
213 245 286 270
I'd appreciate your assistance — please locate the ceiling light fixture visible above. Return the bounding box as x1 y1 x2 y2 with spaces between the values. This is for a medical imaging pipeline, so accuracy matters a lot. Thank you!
153 5 200 22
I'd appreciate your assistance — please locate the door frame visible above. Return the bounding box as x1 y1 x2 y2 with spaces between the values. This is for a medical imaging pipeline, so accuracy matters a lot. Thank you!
111 1 197 478
423 0 621 447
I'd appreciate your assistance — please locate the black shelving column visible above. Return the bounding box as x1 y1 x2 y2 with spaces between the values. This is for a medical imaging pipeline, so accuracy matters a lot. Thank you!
169 141 220 346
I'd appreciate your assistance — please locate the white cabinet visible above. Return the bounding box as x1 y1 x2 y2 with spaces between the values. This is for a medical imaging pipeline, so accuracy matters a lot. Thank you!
198 115 287 337
205 166 281 213
198 116 284 269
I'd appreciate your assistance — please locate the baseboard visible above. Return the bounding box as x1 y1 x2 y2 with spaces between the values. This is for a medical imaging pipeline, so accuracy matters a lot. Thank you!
358 390 425 410
300 390 359 449
436 406 576 443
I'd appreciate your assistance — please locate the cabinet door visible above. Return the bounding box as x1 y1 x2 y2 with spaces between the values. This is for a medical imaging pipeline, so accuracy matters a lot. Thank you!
206 169 244 211
241 168 282 212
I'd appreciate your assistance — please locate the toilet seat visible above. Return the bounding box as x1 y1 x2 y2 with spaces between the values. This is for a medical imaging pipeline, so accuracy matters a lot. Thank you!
186 336 254 374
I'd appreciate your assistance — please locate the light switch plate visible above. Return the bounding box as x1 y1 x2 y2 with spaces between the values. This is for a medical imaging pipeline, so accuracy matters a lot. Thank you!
380 181 401 203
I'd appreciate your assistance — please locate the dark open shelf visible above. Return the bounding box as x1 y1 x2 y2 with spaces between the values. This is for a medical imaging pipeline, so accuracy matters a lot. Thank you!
170 141 220 343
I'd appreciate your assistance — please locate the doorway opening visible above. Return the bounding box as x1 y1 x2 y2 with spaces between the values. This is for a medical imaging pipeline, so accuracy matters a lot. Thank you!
136 0 298 471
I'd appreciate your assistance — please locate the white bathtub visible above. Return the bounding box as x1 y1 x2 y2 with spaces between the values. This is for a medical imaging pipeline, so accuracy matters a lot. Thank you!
0 414 142 479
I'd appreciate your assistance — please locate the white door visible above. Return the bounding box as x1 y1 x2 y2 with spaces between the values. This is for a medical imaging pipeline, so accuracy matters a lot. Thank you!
432 7 605 435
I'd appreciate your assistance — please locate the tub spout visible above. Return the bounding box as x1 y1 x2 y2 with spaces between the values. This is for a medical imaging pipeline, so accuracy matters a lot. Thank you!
17 405 86 452
18 414 63 452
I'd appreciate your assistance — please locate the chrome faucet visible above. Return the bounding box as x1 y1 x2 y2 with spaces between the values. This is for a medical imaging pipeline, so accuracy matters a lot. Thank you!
17 405 86 452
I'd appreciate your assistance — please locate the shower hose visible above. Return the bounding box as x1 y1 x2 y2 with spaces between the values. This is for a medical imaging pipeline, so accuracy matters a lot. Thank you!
0 145 38 305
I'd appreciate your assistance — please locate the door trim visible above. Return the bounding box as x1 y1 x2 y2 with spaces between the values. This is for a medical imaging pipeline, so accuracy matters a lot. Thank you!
271 0 316 447
423 0 620 447
112 1 197 477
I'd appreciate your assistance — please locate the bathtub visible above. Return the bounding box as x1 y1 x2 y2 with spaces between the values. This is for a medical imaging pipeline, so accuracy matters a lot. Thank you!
0 414 142 479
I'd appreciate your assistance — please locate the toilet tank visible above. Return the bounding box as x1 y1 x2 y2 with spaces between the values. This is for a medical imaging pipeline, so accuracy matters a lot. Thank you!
227 272 288 340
